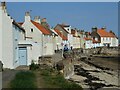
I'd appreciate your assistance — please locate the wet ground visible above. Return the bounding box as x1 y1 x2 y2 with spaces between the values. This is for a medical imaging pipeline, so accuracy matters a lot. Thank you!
69 56 119 90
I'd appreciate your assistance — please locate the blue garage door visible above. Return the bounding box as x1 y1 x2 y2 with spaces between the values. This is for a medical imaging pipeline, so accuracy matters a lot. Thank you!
19 47 27 65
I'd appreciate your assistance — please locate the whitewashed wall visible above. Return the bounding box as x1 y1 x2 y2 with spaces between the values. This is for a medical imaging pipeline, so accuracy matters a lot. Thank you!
22 18 42 57
111 38 118 47
85 40 93 49
22 15 54 56
55 36 63 50
0 5 26 69
100 37 118 47
68 34 73 49
1 8 14 69
0 7 2 64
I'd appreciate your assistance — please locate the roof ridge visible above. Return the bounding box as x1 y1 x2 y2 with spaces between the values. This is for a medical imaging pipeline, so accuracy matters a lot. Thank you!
31 20 51 35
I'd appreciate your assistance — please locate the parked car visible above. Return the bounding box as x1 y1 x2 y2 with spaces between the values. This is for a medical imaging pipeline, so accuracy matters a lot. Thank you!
0 61 3 72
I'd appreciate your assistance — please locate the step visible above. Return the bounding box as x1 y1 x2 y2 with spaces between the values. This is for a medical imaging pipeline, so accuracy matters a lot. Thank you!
15 65 29 70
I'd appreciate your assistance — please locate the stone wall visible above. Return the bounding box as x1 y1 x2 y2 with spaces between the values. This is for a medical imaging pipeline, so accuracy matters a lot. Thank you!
56 52 75 79
83 47 119 56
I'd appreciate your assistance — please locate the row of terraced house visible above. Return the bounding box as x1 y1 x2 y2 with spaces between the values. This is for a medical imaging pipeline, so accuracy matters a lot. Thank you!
0 2 118 69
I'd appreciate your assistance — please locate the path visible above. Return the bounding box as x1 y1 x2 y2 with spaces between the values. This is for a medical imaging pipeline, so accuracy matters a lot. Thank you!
2 70 19 88
52 52 63 63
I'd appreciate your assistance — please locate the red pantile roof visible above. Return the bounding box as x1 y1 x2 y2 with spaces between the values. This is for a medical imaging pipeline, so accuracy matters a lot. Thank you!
18 22 23 26
31 20 51 35
97 29 115 37
58 24 69 33
84 37 92 41
13 21 25 32
54 29 68 40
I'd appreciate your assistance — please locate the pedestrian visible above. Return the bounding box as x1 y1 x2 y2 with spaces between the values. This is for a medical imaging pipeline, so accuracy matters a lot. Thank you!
64 44 68 52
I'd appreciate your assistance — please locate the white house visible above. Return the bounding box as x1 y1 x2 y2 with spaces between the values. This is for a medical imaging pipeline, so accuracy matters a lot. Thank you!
91 27 118 48
71 29 81 49
0 2 29 69
50 28 62 51
54 24 70 50
54 28 68 50
0 2 44 69
54 24 82 50
83 32 93 49
20 12 54 56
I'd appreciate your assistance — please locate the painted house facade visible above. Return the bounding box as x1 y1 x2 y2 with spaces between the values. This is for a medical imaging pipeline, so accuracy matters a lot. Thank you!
0 2 50 69
54 29 66 50
71 29 81 49
84 32 93 49
54 24 82 50
91 27 118 48
0 2 27 69
21 12 55 57
54 24 70 49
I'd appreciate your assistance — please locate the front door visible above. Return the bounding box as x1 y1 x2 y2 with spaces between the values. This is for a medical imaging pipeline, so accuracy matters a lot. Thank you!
19 47 27 65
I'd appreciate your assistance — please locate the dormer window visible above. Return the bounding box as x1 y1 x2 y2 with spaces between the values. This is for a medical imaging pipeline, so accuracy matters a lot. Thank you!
31 28 33 32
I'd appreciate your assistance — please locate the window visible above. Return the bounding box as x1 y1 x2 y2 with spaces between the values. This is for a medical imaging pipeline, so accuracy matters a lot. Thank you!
103 38 104 41
15 39 18 41
109 38 111 40
106 37 108 40
104 37 106 40
31 28 33 32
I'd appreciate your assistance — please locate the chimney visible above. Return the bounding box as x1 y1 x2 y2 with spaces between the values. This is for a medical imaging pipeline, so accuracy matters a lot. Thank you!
41 18 47 23
25 11 31 22
34 16 40 23
1 2 7 12
92 26 97 32
101 26 106 30
25 12 30 16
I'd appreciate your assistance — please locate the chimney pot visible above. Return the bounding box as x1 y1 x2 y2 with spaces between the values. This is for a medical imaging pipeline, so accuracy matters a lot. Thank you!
34 16 41 23
34 16 40 20
41 18 47 23
1 2 6 7
92 26 97 32
1 2 6 10
25 12 30 16
25 11 31 22
101 26 106 30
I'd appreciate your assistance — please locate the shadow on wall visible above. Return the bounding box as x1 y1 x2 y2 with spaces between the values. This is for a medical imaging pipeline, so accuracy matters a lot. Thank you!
0 61 3 72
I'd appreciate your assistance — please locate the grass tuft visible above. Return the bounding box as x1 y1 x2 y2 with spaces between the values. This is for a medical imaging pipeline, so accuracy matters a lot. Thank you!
40 68 83 89
10 71 37 89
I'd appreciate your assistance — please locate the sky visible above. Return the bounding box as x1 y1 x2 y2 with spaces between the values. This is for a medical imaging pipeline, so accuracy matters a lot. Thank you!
6 2 118 36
